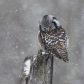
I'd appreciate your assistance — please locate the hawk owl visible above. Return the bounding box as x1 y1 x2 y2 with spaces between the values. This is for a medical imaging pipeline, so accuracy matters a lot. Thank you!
38 15 69 63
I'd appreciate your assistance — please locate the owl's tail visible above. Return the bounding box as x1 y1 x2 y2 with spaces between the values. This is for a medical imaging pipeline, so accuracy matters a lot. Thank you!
61 52 69 63
52 48 69 63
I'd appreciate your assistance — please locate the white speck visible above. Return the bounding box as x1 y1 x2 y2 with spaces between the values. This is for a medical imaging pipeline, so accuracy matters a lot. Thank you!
21 52 24 55
30 44 32 45
76 64 78 65
24 59 31 77
19 76 21 77
33 55 37 61
33 57 36 61
16 10 18 11
25 38 27 40
42 52 45 55
16 45 18 48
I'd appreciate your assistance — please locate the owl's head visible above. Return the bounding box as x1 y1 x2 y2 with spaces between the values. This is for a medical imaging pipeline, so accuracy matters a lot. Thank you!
39 15 60 32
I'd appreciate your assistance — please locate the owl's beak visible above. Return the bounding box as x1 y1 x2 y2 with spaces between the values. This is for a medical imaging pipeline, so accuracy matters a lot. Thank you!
47 29 49 32
46 28 49 32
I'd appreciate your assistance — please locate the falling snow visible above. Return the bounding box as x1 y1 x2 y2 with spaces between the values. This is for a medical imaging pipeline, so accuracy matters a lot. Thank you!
0 0 84 84
21 52 24 55
16 45 18 48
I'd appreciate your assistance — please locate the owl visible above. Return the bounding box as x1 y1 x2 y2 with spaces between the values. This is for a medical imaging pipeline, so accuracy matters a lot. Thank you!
38 15 69 63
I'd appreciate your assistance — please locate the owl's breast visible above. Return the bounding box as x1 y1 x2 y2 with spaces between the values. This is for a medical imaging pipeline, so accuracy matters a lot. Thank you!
42 32 58 46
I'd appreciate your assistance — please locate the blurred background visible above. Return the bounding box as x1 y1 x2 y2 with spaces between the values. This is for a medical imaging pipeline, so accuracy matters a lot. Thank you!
0 0 84 84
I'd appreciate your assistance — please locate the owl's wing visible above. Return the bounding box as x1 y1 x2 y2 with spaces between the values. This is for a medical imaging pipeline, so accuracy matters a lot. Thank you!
53 27 69 62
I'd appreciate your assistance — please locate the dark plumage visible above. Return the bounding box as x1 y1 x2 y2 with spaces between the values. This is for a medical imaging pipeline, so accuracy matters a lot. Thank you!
38 15 69 62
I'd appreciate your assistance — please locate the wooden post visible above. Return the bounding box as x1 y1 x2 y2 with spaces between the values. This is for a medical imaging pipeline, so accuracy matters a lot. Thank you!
21 49 54 84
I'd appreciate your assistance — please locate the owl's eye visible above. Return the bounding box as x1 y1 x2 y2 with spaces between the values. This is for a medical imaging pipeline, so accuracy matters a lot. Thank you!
49 24 52 28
